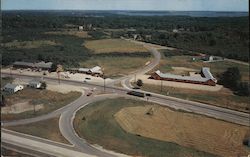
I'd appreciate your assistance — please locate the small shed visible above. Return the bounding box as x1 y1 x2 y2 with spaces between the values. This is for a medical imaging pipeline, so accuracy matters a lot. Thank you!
3 83 24 93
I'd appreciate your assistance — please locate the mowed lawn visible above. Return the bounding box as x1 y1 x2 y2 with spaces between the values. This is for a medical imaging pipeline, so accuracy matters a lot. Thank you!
2 88 81 121
5 117 69 144
74 98 217 157
80 56 152 78
84 39 148 54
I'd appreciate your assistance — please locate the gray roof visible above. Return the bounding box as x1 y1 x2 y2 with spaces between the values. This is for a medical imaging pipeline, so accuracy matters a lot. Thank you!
4 83 19 89
156 71 209 82
29 80 41 85
13 61 34 67
13 61 52 69
201 67 217 82
79 68 90 72
155 67 217 83
35 61 52 69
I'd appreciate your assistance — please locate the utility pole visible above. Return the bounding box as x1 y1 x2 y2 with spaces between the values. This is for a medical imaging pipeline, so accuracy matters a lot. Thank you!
160 79 163 92
103 68 105 92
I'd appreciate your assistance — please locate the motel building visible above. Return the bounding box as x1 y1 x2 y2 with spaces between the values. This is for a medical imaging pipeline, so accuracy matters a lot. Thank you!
150 67 217 86
68 66 103 77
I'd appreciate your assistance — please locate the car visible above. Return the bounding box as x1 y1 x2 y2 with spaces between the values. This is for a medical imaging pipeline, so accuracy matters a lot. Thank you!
145 93 151 97
86 92 92 96
85 77 91 80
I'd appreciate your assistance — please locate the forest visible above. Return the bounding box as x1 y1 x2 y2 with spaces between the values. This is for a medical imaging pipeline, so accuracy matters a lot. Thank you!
1 11 249 67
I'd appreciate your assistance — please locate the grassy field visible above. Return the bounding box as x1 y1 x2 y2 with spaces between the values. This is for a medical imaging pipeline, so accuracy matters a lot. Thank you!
1 40 59 49
153 54 249 81
45 30 90 39
1 147 34 157
84 39 148 54
74 98 217 157
2 88 81 121
80 56 152 78
5 117 69 144
115 105 250 157
139 83 249 112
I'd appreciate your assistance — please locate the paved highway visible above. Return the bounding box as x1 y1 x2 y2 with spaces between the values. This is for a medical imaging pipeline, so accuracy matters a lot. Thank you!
1 40 249 157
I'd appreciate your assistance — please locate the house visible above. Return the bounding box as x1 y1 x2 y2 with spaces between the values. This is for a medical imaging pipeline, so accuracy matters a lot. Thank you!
68 66 103 77
150 67 217 86
78 26 84 31
3 83 24 93
28 80 42 89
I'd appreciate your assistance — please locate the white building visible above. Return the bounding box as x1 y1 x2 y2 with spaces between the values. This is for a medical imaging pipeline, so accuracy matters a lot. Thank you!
28 80 42 89
3 83 24 93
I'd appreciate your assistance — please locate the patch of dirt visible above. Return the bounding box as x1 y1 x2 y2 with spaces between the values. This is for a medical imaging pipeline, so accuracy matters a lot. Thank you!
1 101 43 114
115 105 250 157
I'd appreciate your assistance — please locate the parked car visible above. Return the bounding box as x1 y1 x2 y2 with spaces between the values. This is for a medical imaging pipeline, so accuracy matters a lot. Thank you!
86 92 92 96
85 77 91 80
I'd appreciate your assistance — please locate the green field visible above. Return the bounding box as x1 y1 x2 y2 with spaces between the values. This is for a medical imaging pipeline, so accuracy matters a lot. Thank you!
84 39 148 54
74 98 217 157
2 89 81 121
80 56 152 78
5 117 69 144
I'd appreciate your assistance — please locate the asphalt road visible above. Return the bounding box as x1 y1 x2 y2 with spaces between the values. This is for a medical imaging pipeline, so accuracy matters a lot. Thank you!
1 41 249 157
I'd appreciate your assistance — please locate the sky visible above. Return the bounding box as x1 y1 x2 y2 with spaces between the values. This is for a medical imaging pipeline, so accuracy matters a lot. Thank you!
1 0 249 11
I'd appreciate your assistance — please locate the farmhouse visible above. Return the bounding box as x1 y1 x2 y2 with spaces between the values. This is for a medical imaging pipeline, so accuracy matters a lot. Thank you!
3 83 24 93
13 61 53 71
150 67 217 86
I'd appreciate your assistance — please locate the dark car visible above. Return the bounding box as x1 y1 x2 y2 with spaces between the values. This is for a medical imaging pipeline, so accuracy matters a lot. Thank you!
86 92 92 96
145 93 151 97
132 87 140 89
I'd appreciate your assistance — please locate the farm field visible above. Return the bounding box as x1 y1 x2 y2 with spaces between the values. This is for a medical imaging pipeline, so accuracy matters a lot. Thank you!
84 39 148 54
115 104 250 157
74 98 218 157
45 30 90 38
138 83 249 112
1 88 81 121
5 117 69 144
80 56 152 78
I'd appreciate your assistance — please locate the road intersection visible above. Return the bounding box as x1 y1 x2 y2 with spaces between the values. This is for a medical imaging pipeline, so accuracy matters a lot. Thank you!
1 42 249 157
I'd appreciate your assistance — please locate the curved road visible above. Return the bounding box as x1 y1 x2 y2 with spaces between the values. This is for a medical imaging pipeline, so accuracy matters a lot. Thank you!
2 40 249 157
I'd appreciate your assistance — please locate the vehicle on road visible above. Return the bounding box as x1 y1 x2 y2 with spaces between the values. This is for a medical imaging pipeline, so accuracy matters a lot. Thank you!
132 87 140 89
86 92 92 96
85 78 91 80
127 91 145 97
145 93 152 97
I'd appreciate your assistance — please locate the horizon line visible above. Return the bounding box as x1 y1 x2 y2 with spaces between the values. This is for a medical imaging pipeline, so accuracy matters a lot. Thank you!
2 9 249 13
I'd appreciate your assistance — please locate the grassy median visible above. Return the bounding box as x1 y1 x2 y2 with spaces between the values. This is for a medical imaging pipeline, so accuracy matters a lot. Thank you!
74 98 218 157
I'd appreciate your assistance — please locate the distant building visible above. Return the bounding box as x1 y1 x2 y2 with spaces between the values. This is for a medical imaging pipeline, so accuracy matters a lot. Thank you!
68 66 103 77
3 83 24 93
13 61 53 71
28 80 42 89
150 67 217 86
172 29 179 33
78 26 84 31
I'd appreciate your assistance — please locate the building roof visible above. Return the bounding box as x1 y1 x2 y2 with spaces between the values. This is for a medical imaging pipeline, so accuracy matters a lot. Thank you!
13 61 35 67
13 61 52 69
201 67 217 82
79 68 90 72
90 66 101 73
29 80 41 85
35 61 53 69
155 70 209 82
4 83 20 89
